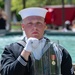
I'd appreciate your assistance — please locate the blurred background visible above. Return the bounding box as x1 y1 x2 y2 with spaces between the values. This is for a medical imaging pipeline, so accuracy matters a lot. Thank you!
0 0 75 31
0 0 75 73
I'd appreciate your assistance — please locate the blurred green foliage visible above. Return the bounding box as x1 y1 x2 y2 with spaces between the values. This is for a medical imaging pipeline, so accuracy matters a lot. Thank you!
0 0 4 8
0 0 75 21
11 24 21 30
0 0 75 12
11 22 21 30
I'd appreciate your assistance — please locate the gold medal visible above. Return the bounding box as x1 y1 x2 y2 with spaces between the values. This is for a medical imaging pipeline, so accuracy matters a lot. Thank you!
52 61 56 65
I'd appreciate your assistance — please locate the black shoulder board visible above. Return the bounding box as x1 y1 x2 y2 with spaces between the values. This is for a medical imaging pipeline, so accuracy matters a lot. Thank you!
17 41 26 47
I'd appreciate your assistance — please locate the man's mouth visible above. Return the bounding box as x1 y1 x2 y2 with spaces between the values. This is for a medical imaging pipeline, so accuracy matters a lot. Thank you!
32 32 38 34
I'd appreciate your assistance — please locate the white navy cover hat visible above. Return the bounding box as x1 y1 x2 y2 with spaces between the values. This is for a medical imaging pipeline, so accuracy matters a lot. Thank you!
19 7 48 19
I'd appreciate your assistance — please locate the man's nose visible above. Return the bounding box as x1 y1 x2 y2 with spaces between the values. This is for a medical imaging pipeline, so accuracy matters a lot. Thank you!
33 24 38 30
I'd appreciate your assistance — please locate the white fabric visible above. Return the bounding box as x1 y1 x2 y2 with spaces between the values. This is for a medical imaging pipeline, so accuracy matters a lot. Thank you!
18 7 48 19
32 38 46 60
72 28 75 32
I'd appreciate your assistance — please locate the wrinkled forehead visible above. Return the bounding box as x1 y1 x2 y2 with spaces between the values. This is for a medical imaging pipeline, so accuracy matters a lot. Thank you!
23 16 45 22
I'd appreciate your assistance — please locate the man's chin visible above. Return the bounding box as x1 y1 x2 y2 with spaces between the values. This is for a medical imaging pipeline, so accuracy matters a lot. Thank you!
31 35 39 39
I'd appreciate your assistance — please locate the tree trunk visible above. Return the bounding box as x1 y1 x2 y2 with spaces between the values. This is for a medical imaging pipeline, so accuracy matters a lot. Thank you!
4 0 11 31
22 0 26 9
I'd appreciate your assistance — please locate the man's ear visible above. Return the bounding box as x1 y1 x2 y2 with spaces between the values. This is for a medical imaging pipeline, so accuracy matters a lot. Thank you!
45 26 47 30
44 22 47 30
21 24 24 30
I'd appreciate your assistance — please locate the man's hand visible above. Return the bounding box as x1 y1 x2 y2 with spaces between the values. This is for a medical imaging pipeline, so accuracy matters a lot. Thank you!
24 37 39 52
